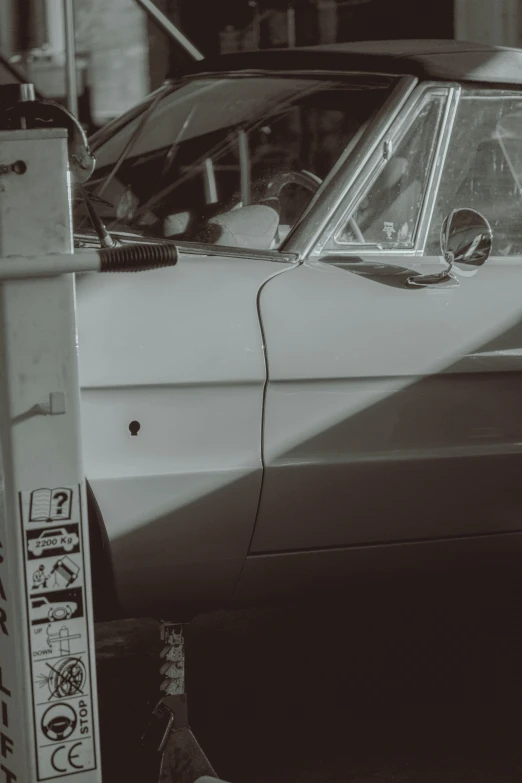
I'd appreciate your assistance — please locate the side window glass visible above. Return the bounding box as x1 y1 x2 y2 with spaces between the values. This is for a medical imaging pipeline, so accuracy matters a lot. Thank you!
332 93 445 250
426 92 522 256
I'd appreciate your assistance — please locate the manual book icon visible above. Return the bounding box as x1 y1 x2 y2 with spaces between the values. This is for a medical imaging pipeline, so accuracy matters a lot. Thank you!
29 488 73 522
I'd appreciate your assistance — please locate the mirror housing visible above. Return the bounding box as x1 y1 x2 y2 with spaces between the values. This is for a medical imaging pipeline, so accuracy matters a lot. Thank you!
407 208 492 288
440 207 493 275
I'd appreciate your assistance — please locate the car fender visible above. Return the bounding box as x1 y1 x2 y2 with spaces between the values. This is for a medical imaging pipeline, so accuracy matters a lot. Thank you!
78 251 296 617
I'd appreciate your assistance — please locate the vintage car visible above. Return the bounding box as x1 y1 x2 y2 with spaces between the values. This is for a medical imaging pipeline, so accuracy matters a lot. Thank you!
71 39 522 620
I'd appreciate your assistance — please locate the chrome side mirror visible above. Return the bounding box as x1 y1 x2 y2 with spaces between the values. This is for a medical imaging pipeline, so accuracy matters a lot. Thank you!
407 208 492 288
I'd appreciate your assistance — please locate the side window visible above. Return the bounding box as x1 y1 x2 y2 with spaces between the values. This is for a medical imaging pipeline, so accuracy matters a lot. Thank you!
332 92 446 250
426 91 522 256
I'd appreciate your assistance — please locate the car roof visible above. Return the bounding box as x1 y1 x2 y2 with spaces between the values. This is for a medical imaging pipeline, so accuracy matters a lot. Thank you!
184 39 522 86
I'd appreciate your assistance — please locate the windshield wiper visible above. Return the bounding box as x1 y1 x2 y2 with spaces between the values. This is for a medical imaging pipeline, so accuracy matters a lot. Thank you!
80 186 119 248
156 103 197 184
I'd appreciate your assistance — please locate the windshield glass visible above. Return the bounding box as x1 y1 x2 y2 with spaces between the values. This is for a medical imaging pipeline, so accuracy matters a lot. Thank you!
79 73 396 250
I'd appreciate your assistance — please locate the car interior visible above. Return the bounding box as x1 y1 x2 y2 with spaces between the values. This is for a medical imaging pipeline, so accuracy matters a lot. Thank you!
78 75 394 250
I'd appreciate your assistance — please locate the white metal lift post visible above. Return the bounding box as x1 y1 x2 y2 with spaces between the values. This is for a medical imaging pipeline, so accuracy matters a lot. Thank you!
0 84 177 783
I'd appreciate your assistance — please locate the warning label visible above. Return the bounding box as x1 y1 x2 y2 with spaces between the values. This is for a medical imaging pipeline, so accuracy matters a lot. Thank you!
29 588 84 627
31 618 85 661
26 524 80 561
29 553 82 594
20 484 97 780
35 696 95 778
36 696 93 744
33 653 90 703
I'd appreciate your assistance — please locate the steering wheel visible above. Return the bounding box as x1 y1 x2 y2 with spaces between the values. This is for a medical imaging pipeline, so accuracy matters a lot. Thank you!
264 168 323 199
263 169 366 243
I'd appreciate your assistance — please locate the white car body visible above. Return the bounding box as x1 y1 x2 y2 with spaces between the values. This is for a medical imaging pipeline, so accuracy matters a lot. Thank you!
77 40 522 618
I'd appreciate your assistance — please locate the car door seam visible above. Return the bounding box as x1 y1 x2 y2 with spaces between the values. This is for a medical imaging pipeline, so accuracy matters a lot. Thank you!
250 527 522 558
231 261 302 597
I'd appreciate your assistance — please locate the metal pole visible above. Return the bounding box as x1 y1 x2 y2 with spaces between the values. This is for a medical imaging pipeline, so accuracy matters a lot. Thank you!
0 126 102 782
134 0 204 61
238 130 251 206
287 4 296 47
250 1 261 49
63 0 78 116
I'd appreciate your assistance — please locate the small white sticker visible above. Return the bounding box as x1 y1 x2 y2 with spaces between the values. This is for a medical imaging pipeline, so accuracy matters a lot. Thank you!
383 221 396 240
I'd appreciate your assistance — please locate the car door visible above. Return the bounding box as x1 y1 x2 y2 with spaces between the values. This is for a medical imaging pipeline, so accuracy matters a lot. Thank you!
78 70 397 616
77 252 294 617
251 82 522 555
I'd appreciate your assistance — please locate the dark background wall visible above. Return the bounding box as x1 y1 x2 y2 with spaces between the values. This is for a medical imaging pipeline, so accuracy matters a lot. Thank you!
337 0 454 41
180 0 454 57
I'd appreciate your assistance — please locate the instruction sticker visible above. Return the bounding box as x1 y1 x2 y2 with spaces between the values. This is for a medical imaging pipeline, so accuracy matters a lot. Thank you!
29 588 84 626
26 524 81 561
29 488 74 523
35 696 96 778
19 484 97 780
29 554 82 594
33 652 90 704
31 618 86 661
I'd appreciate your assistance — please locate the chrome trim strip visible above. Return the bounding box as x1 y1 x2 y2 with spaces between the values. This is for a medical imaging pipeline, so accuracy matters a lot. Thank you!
321 248 424 259
175 240 298 263
416 84 461 254
74 232 298 263
282 74 418 258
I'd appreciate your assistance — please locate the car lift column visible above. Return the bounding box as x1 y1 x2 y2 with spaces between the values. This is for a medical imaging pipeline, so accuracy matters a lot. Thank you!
0 127 102 782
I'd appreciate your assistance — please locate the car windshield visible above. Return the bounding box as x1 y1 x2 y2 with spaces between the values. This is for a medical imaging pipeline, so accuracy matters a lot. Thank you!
78 73 396 249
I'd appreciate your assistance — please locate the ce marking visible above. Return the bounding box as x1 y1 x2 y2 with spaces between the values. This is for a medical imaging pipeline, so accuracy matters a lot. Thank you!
51 741 84 772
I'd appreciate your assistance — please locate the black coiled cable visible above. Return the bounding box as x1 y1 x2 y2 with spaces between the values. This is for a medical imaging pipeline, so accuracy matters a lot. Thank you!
99 243 178 273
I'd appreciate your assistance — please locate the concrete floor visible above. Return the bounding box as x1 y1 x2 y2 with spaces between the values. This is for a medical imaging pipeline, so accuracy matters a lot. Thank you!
96 572 522 783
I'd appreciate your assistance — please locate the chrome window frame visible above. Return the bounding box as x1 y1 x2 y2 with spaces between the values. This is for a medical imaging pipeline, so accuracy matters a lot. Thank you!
329 86 455 254
305 81 461 261
282 74 418 259
416 85 460 255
